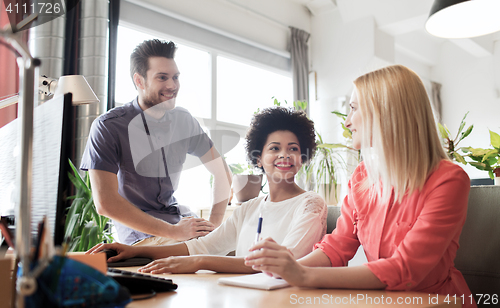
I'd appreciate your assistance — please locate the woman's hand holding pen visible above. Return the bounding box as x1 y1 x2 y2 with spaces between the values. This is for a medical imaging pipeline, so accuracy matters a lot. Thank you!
245 237 306 286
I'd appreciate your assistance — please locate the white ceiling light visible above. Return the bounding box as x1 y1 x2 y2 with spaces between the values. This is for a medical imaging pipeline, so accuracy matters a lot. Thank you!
426 0 500 38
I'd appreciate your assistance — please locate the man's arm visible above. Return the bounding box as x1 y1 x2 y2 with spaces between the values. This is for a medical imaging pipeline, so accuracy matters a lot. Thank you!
89 169 214 241
199 146 232 227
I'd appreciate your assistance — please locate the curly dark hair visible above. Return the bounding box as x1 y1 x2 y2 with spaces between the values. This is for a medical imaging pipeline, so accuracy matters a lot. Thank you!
245 106 316 171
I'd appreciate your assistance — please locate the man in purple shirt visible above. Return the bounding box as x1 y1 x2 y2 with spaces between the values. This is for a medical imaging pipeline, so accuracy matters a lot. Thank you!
81 39 232 245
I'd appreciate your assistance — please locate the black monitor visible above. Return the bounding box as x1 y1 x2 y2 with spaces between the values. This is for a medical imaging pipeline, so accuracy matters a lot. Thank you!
0 93 73 247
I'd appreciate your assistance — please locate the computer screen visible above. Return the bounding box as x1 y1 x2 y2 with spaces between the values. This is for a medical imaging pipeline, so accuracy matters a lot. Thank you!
0 93 73 246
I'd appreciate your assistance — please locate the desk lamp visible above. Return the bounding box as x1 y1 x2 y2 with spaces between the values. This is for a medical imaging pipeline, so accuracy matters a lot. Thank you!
0 75 100 108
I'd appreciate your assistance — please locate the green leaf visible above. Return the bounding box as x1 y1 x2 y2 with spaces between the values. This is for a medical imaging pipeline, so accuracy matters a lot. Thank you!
229 163 246 174
68 160 90 192
87 226 99 249
339 123 351 139
437 123 449 139
331 111 347 120
456 112 469 138
316 131 324 144
78 223 92 252
481 149 499 162
69 237 80 252
468 161 491 171
470 148 490 157
64 214 80 239
486 156 498 166
99 215 110 232
458 147 471 154
458 125 473 142
452 152 467 165
64 198 84 232
80 199 93 222
293 100 308 111
490 130 500 149
318 143 348 149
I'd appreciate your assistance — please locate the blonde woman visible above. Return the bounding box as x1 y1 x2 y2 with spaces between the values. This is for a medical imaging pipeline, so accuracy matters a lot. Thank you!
245 65 476 307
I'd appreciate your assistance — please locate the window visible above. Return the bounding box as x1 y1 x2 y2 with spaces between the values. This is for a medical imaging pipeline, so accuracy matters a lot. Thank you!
116 24 292 212
115 26 211 119
217 56 292 126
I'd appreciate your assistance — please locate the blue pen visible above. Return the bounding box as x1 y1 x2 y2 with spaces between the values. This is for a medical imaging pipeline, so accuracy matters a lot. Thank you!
255 213 263 244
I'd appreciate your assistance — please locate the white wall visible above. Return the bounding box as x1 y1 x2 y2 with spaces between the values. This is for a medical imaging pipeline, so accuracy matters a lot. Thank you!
309 11 376 144
433 39 500 179
308 7 500 180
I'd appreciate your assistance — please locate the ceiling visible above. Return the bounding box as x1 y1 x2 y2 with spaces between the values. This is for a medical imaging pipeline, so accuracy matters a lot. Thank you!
287 0 497 66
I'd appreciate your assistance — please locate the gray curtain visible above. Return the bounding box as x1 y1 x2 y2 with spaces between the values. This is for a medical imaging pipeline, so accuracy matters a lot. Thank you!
290 27 310 109
75 0 108 168
431 81 442 123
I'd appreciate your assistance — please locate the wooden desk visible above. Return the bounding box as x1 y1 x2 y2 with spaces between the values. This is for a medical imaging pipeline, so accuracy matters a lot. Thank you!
123 267 461 308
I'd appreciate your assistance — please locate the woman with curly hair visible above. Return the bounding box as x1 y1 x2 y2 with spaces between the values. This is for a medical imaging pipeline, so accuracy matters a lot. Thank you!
87 106 327 274
245 65 476 307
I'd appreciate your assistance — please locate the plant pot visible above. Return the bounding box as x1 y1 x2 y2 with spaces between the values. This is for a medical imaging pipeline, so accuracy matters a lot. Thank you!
232 174 263 204
494 168 500 186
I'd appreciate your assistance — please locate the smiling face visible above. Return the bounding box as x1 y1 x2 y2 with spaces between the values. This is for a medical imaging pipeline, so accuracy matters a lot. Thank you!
345 87 363 150
135 56 180 111
257 130 302 183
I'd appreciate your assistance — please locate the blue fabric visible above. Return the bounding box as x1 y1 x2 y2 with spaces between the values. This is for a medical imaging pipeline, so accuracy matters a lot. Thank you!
80 98 213 244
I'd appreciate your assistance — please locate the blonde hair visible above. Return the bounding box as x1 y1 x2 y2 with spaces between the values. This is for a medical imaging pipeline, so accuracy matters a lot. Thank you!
354 65 448 203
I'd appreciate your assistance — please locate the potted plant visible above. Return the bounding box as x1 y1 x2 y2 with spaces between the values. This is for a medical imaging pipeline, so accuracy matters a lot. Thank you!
64 159 114 251
229 163 264 205
462 130 500 185
299 132 350 205
302 111 360 205
437 112 473 164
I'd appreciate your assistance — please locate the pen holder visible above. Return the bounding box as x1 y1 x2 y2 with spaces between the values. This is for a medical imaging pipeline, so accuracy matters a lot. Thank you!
18 255 131 308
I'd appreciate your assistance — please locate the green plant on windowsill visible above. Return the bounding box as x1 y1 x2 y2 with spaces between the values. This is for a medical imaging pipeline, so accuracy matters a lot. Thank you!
437 112 473 165
228 162 260 176
462 130 500 180
65 159 114 252
299 131 350 204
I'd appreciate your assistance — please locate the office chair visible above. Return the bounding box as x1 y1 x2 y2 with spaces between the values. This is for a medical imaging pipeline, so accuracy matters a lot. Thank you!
454 185 500 307
326 206 342 234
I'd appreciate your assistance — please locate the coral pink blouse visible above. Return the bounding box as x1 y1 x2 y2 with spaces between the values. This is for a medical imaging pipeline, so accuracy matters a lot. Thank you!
315 160 477 308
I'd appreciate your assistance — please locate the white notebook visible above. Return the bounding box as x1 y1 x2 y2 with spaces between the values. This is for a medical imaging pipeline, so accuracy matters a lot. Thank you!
218 273 290 290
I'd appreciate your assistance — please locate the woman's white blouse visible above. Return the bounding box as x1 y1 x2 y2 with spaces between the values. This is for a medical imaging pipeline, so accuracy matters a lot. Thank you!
185 191 327 259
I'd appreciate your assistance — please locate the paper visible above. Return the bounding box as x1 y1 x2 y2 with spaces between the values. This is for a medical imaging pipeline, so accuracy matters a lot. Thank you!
68 253 107 274
218 273 290 290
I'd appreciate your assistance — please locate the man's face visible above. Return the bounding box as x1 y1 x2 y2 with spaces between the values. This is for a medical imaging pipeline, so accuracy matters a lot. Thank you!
136 56 180 111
